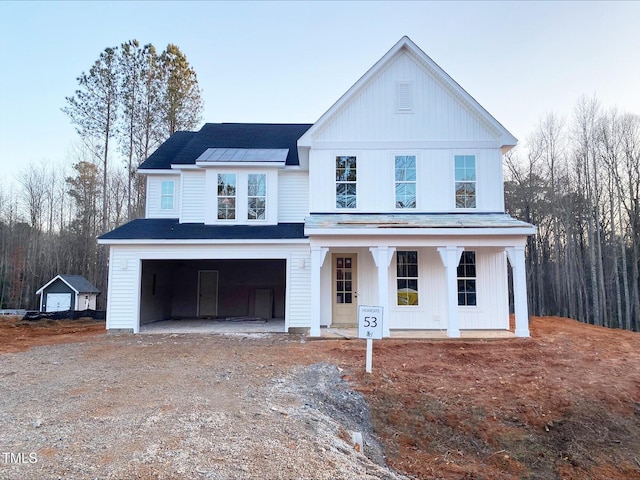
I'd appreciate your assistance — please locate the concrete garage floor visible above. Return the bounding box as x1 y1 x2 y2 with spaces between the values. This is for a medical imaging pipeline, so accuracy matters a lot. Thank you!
140 318 286 334
139 319 515 339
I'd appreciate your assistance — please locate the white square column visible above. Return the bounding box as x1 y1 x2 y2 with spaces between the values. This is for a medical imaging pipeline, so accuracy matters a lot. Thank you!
309 246 328 337
437 246 464 338
369 246 396 337
506 246 530 337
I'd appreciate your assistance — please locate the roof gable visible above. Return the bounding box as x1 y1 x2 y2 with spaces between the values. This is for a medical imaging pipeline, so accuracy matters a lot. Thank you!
36 274 100 295
139 123 312 170
298 36 517 150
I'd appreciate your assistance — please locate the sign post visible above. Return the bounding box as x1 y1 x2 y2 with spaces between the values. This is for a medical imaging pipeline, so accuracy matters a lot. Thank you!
358 305 383 373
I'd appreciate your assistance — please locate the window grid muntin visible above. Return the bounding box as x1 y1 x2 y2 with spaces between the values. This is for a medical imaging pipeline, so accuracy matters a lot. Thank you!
396 250 419 306
335 256 354 304
455 155 476 208
217 173 237 220
160 180 174 210
457 251 477 306
336 155 357 209
395 155 416 209
247 173 266 220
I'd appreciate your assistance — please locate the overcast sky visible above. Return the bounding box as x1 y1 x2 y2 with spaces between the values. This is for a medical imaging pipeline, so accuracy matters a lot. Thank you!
1 1 639 183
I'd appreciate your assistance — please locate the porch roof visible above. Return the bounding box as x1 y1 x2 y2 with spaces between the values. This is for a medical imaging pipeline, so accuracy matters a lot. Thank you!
98 219 306 242
304 213 536 235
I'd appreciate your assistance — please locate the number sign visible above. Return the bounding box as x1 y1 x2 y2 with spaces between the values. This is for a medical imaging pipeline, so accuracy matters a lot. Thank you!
358 305 383 340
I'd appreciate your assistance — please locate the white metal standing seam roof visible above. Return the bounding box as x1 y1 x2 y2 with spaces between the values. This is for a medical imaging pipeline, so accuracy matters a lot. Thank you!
304 213 536 231
196 148 289 163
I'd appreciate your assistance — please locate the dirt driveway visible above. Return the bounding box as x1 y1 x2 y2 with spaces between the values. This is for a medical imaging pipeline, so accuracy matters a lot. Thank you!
0 316 639 480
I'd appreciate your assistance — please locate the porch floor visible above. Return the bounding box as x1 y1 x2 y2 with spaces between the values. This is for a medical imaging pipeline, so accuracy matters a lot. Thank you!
320 326 516 340
138 319 515 339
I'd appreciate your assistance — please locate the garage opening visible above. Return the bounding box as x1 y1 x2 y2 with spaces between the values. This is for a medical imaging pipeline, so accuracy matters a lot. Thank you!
139 259 286 329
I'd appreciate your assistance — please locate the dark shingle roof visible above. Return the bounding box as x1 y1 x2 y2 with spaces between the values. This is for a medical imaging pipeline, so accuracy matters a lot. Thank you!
139 123 313 170
99 219 306 241
58 275 101 293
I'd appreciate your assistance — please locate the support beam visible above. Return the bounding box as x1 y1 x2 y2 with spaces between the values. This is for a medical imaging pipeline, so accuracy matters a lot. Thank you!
369 246 396 337
506 246 530 337
437 246 464 338
310 246 328 337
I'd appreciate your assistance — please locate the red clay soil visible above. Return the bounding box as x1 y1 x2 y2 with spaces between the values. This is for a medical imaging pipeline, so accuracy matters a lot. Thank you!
1 315 639 479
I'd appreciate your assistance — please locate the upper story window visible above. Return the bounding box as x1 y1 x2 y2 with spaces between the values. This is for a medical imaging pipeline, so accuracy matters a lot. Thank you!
457 251 477 306
455 155 476 208
160 180 175 210
247 173 266 220
397 250 419 305
395 155 416 209
336 156 357 209
217 173 236 220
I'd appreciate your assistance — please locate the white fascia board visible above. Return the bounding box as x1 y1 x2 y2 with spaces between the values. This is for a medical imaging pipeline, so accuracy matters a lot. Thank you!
305 227 536 237
138 169 176 175
194 161 284 169
310 140 501 150
36 275 80 295
171 164 200 170
98 238 310 246
309 234 531 248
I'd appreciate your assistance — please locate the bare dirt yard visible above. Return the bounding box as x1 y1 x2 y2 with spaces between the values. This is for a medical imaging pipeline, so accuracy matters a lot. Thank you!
0 315 639 480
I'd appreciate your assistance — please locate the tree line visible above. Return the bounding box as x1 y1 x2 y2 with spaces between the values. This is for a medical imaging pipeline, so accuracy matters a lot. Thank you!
505 96 640 331
0 40 203 310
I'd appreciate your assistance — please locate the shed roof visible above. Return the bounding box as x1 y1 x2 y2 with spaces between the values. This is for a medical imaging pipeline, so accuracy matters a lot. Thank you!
139 123 312 170
98 219 306 242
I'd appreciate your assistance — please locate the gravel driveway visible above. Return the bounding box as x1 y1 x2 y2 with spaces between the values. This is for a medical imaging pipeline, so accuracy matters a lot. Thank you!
0 332 405 480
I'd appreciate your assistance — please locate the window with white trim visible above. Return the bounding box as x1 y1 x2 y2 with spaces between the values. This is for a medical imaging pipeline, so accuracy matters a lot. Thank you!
336 156 357 209
455 155 476 208
396 250 419 305
217 173 236 220
160 180 174 210
457 251 477 306
247 173 266 220
395 155 416 208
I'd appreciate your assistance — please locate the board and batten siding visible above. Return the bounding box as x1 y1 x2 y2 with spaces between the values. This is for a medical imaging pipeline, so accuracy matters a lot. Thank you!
309 148 504 213
313 51 499 144
180 170 206 223
106 243 312 332
146 174 181 219
278 170 309 222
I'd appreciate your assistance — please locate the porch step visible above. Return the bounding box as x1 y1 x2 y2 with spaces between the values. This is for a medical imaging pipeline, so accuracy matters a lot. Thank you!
330 323 357 329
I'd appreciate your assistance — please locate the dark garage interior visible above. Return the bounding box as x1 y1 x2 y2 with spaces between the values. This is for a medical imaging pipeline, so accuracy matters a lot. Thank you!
140 259 286 325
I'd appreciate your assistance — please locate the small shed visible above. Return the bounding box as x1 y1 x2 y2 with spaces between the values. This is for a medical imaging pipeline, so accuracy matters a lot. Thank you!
36 275 100 312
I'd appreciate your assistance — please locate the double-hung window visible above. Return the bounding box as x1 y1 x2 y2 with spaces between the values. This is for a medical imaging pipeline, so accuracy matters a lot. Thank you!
396 251 419 305
395 155 416 209
247 173 266 220
217 173 236 220
160 180 174 210
336 156 356 209
457 251 477 306
455 155 476 208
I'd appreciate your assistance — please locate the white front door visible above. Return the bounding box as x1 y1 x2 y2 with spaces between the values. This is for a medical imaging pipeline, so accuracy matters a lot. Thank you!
198 270 219 317
332 254 357 325
46 293 71 312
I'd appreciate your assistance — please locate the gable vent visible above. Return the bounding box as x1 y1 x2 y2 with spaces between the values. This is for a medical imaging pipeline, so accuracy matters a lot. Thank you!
397 81 413 112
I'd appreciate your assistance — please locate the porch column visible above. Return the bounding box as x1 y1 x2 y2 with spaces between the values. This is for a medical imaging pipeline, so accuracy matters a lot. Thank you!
437 246 464 338
506 246 530 337
370 246 396 337
310 246 328 337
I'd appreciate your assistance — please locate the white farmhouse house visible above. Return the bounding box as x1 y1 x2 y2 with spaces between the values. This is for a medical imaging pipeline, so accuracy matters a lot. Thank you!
99 36 535 336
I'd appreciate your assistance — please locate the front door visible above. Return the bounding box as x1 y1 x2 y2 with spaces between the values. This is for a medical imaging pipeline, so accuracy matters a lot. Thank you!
332 254 357 325
198 270 219 317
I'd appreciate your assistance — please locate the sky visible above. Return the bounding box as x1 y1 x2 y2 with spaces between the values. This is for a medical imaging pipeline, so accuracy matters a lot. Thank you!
1 0 639 183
